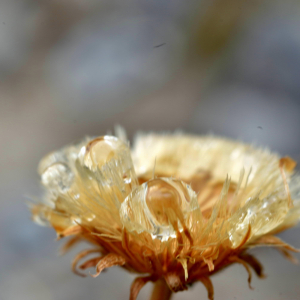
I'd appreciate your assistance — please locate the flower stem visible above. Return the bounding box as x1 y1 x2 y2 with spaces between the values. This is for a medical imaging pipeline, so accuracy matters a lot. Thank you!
150 279 172 300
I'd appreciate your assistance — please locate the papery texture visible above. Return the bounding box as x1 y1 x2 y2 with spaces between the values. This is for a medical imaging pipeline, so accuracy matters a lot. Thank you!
31 132 300 300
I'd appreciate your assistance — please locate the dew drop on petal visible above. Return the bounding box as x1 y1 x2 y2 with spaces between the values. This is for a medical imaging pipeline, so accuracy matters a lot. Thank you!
41 163 74 194
120 178 199 241
38 151 67 176
38 137 92 175
228 194 289 247
80 136 123 170
85 212 96 222
78 136 138 201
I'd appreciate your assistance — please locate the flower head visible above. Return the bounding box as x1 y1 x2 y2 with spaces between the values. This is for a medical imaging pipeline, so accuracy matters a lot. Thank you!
32 132 300 299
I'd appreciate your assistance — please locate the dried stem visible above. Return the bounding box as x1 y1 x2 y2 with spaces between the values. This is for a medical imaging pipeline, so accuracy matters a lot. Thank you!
149 279 172 300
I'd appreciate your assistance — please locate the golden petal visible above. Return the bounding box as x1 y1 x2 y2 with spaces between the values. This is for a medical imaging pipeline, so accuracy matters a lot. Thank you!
90 253 126 278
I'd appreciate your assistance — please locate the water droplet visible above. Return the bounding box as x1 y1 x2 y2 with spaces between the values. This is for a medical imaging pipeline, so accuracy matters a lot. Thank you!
79 136 123 171
78 136 138 202
38 137 92 175
124 177 131 184
228 194 289 247
38 151 67 175
86 213 96 222
41 163 74 194
120 178 199 241
71 216 82 224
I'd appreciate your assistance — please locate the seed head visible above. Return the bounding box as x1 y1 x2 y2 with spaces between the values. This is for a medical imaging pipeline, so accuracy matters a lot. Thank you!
31 132 300 299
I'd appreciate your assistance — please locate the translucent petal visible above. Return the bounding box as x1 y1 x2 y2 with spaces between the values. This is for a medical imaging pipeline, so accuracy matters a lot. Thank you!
228 193 289 247
79 136 124 171
77 136 138 207
120 178 200 241
41 163 74 194
38 137 91 175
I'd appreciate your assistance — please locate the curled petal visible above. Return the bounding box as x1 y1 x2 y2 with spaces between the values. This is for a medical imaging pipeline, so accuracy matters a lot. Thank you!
277 248 299 264
72 249 101 277
279 156 297 172
239 253 266 278
198 276 214 300
91 253 126 278
79 257 103 270
228 256 253 289
252 235 299 252
129 276 156 300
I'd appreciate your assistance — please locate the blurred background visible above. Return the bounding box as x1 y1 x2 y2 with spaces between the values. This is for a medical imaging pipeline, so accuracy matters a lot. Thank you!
1 0 300 299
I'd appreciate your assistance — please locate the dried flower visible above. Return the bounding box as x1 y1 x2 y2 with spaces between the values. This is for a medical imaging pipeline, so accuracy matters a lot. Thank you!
31 132 300 300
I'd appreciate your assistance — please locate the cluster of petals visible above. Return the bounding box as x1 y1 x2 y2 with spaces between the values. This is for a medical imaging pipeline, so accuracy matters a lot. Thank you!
32 131 300 299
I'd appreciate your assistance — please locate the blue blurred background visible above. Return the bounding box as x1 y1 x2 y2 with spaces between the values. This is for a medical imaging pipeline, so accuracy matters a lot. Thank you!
1 0 300 299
